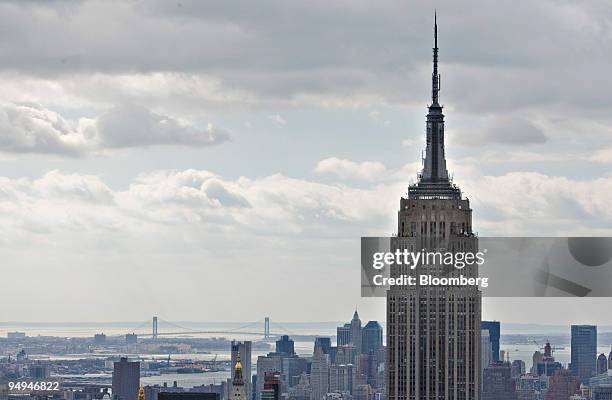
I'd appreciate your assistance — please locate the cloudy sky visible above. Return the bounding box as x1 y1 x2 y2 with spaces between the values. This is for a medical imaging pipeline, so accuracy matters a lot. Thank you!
1 0 612 325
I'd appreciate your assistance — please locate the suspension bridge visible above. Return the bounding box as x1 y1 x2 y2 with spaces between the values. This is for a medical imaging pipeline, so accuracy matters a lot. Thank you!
123 316 292 340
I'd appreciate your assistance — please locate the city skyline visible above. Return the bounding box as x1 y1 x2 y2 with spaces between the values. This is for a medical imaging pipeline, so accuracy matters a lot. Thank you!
1 1 612 323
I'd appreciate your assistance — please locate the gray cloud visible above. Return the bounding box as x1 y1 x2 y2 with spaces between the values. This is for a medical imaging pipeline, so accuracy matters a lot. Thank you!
96 104 229 148
0 103 229 155
486 117 547 145
455 116 548 146
0 0 610 118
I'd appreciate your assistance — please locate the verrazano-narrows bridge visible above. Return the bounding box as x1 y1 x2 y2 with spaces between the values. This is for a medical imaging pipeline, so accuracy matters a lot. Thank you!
125 316 290 339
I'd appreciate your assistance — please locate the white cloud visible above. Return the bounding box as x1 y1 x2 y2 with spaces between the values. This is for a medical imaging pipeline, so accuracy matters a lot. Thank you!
0 103 229 155
0 168 398 247
315 157 422 184
2 165 612 321
0 103 90 155
32 170 115 205
458 169 612 235
269 114 286 126
315 157 388 182
2 166 612 247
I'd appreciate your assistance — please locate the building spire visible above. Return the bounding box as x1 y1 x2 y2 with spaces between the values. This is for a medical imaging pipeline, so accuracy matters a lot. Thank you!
432 11 440 106
233 354 244 385
416 11 451 187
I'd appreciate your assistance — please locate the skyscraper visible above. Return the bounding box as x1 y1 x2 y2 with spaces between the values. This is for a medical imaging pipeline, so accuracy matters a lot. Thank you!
480 330 492 392
283 356 308 388
591 385 612 399
350 311 362 355
362 321 383 355
510 360 525 378
112 357 140 400
315 337 332 356
598 353 608 375
386 14 481 400
545 368 579 400
232 341 253 400
288 373 312 400
310 342 330 400
276 335 295 356
261 372 282 400
231 355 247 400
329 364 356 395
361 321 384 390
570 325 597 381
481 362 517 400
531 351 543 375
337 324 352 346
481 321 500 363
256 354 283 400
536 342 562 377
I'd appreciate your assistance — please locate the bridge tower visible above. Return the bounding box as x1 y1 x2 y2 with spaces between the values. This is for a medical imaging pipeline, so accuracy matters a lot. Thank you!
152 316 158 339
264 317 270 339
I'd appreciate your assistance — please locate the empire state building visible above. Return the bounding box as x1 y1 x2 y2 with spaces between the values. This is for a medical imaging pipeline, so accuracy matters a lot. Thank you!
386 15 481 400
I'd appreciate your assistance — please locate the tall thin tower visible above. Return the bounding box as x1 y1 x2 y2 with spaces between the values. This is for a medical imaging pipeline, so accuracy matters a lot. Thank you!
231 355 247 400
386 14 481 400
152 316 158 339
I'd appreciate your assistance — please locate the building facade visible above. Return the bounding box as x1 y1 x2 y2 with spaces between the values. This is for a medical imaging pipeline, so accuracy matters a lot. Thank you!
283 356 309 389
570 325 597 382
598 353 608 375
315 338 332 356
256 354 282 400
276 336 295 356
232 341 252 400
337 325 352 347
112 357 140 400
261 373 281 400
362 321 383 355
481 362 517 400
231 355 247 400
480 330 492 392
310 342 330 400
386 15 481 400
350 311 362 356
545 369 579 400
481 322 500 363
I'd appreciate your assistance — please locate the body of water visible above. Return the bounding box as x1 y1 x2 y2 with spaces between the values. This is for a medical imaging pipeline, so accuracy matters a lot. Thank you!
5 322 612 388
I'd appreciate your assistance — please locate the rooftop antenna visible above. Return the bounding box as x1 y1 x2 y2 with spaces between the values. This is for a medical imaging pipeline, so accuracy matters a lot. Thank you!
432 10 440 106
